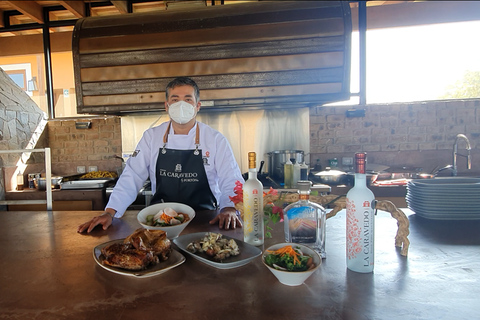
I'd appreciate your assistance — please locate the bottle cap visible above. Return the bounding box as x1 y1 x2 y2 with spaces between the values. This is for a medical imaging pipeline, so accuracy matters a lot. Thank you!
297 180 312 192
248 152 256 169
354 152 367 174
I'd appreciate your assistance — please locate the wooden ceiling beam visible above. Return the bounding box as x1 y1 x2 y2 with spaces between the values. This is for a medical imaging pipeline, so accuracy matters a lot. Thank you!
5 1 44 24
0 9 4 28
111 1 129 14
58 1 86 18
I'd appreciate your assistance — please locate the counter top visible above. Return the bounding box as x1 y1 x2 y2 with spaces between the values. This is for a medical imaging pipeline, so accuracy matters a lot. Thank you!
0 209 479 319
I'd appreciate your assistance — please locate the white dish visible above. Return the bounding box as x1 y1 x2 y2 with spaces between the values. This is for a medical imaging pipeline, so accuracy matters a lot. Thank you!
93 239 185 277
137 202 196 239
262 243 321 286
173 232 262 270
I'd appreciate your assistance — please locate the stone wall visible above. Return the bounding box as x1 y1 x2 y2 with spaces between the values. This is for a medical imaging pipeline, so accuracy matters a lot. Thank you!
310 99 480 174
0 68 46 196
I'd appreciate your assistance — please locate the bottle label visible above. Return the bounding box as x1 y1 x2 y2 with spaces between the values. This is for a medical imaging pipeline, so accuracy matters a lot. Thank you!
346 198 373 264
287 207 316 244
244 193 262 238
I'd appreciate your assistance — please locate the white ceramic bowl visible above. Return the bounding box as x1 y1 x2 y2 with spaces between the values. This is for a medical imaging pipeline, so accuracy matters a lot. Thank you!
262 243 322 286
137 202 195 239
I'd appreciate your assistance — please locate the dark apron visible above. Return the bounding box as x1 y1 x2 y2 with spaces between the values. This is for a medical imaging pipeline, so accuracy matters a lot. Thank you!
150 122 217 211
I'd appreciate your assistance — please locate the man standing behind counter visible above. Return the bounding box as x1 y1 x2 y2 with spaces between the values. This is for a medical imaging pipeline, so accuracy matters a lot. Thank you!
78 77 244 233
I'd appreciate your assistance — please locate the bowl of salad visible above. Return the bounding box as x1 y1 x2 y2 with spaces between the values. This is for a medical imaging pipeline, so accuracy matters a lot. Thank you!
262 243 321 286
137 202 195 239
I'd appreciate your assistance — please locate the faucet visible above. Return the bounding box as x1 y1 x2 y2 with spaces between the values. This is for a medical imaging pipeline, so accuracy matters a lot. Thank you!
452 134 472 176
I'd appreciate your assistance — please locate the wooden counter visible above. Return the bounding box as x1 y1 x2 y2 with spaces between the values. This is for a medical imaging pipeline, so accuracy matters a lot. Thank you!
5 188 106 210
0 209 479 319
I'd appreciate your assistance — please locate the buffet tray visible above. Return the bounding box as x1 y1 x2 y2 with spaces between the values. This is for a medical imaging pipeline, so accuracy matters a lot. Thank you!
61 179 113 189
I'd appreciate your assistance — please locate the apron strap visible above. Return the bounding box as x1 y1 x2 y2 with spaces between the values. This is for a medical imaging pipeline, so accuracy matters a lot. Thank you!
162 121 200 155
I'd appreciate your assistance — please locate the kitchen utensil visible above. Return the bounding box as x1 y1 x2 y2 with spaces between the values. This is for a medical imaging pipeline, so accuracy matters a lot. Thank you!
314 167 347 185
35 176 63 190
267 150 304 183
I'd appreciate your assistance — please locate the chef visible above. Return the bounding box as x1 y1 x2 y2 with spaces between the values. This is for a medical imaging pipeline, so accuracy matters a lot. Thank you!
77 77 244 233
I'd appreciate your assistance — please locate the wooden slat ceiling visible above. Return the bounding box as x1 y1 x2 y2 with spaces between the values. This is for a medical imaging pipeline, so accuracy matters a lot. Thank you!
0 0 232 37
0 1 415 38
1 0 479 39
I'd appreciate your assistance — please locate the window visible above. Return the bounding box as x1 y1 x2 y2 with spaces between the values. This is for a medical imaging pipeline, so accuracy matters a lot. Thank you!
5 69 27 90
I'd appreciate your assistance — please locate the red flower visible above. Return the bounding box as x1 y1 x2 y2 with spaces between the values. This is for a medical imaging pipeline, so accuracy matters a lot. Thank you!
229 180 244 204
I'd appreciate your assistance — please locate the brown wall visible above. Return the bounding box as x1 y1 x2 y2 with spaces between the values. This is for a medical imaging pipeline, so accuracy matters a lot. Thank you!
46 117 123 176
310 99 480 175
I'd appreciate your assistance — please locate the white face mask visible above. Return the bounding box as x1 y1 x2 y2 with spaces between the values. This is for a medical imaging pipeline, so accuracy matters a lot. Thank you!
167 101 197 125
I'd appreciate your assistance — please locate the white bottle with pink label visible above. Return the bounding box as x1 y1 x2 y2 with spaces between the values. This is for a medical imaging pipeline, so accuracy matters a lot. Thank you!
346 152 375 273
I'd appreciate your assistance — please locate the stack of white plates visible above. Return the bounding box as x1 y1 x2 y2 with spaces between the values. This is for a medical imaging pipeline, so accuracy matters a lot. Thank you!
406 177 480 220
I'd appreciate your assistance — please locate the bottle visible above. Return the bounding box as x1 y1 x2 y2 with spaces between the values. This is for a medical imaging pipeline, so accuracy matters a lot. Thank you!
243 152 264 246
313 159 322 172
284 158 293 188
300 162 309 181
346 152 375 273
284 180 326 258
293 160 301 188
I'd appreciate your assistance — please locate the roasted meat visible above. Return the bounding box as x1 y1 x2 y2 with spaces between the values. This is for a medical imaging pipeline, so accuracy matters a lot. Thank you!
101 228 172 270
124 228 172 261
101 243 158 270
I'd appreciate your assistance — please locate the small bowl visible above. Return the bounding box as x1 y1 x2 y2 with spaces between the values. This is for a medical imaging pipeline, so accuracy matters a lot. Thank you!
137 202 195 239
262 243 322 286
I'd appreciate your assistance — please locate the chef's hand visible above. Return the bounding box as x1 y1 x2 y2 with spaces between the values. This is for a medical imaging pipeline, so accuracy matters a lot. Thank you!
77 209 116 233
209 207 242 230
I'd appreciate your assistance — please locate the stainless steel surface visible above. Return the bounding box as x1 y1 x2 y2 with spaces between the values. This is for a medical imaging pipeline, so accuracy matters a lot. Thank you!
1 209 479 319
35 176 62 190
314 168 346 185
61 179 112 189
453 133 472 176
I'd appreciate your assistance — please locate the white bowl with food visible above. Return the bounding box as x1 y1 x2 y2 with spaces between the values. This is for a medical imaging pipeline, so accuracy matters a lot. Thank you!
137 202 195 239
262 243 321 286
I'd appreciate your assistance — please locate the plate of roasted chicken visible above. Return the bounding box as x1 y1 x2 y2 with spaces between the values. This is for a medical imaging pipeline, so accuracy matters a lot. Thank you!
93 228 185 277
173 232 262 270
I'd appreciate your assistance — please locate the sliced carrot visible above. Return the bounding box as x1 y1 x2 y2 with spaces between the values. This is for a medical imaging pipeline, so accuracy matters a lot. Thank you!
266 245 302 265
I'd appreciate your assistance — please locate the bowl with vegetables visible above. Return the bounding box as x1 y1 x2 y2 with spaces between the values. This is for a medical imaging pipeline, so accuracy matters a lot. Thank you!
137 202 195 239
262 243 321 286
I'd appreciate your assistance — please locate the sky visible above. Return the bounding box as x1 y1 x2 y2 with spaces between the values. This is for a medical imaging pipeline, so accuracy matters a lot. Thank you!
348 20 480 104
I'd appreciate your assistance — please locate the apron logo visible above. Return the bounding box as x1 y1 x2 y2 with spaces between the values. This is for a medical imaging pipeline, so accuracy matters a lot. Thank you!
132 150 140 157
175 164 182 172
203 150 210 166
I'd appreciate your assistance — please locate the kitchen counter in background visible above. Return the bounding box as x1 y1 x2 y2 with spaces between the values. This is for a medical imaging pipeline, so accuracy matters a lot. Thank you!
5 188 106 211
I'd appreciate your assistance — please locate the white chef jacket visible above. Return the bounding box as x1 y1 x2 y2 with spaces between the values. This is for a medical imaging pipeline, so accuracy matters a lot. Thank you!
106 121 244 217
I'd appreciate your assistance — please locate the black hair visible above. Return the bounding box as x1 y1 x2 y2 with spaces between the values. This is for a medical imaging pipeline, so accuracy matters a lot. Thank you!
165 77 200 102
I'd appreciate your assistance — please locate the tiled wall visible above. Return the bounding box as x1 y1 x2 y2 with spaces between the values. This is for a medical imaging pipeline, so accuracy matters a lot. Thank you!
310 99 480 174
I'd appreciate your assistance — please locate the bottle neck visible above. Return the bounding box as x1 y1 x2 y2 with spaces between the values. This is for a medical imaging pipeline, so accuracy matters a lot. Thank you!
299 193 309 201
354 173 367 187
248 168 257 179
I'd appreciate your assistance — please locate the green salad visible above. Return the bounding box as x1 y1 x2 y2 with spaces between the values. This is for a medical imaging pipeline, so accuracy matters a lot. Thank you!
264 245 314 272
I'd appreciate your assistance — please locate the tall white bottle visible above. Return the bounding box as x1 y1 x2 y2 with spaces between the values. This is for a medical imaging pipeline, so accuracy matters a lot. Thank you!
284 159 293 188
243 152 264 246
346 152 375 273
292 160 301 188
